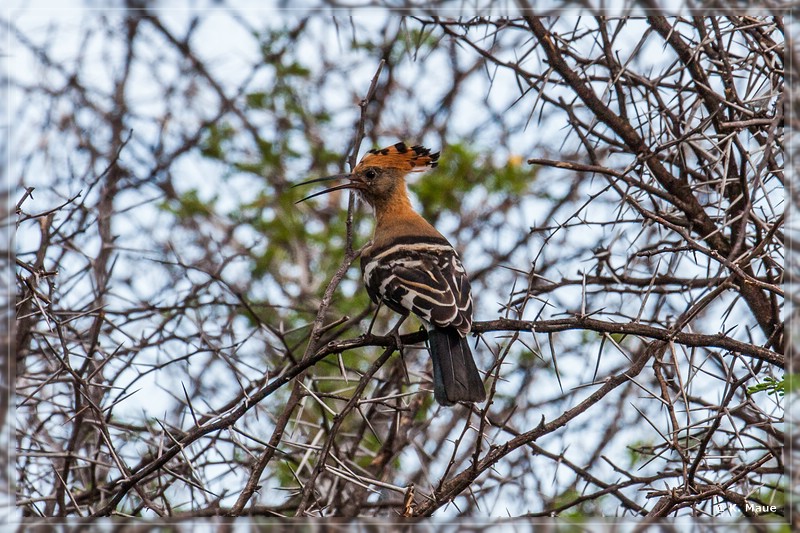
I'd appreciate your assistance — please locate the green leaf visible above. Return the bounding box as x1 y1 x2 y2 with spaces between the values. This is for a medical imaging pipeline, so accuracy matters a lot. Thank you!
747 375 787 397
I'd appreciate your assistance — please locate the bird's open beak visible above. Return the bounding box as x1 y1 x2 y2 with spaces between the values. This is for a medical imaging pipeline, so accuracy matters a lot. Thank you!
292 173 362 204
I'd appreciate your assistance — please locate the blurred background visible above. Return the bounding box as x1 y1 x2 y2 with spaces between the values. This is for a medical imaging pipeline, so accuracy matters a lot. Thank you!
7 2 789 522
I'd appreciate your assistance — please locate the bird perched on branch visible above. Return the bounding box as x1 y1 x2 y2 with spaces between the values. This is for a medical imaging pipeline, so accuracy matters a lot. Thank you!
294 142 485 406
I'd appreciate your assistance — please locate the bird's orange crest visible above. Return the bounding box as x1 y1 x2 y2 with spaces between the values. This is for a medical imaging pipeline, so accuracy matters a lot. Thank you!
355 142 440 173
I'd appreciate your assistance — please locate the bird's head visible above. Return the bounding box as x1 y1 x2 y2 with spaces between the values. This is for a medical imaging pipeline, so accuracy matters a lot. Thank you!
294 142 439 210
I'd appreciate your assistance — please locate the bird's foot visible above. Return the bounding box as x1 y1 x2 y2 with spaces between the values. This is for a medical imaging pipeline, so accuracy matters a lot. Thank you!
387 315 408 356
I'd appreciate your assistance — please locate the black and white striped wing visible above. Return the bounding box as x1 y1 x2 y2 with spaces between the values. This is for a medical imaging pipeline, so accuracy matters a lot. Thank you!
362 240 473 336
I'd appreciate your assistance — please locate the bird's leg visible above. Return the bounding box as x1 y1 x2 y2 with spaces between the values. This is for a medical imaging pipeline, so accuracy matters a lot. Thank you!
387 314 408 356
365 301 384 337
388 315 411 385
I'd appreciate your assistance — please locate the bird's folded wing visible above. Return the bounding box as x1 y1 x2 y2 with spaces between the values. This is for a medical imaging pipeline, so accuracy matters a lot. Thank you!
365 248 472 335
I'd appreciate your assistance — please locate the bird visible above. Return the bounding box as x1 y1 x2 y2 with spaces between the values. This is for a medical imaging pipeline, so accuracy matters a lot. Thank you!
294 141 486 406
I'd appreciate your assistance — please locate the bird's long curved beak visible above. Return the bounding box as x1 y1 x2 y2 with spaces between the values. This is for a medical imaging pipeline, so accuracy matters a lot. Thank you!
292 173 360 204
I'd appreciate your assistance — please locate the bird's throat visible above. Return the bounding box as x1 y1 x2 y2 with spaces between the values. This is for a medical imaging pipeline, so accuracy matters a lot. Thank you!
373 189 415 226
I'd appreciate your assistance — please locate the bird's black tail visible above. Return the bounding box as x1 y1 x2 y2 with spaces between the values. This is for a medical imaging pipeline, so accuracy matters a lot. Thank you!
427 327 486 405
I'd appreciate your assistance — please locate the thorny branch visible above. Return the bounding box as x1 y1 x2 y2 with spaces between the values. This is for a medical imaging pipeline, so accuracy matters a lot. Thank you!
13 13 784 521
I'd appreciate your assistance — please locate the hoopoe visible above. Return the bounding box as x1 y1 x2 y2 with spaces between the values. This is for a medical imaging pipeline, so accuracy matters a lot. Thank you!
294 142 486 405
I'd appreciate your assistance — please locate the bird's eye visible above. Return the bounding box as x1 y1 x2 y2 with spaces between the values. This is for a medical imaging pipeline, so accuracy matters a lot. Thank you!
365 169 377 180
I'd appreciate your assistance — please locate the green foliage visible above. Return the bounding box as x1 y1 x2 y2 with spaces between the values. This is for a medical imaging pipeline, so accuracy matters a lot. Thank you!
548 486 601 518
349 21 441 59
275 458 302 490
277 61 311 79
159 189 216 218
200 122 236 160
751 486 785 510
747 375 788 397
516 345 546 368
403 27 442 55
167 24 355 341
355 431 383 468
245 91 268 109
626 440 652 467
415 395 436 420
412 143 536 223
